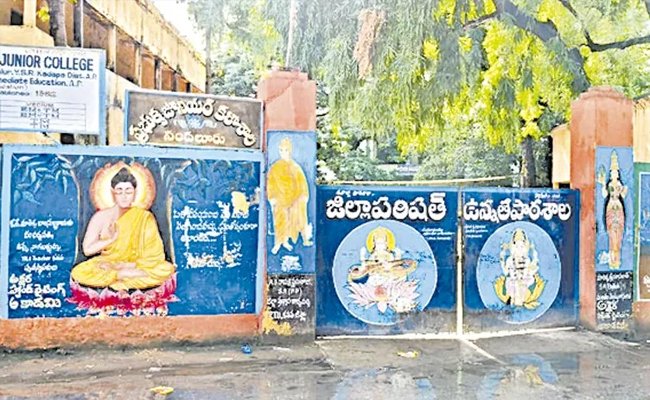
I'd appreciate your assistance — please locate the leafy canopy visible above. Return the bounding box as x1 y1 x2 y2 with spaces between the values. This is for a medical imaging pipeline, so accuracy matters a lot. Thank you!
260 0 650 155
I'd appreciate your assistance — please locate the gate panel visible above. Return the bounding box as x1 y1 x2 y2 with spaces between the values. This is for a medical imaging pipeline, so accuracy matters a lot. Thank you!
316 186 458 336
462 188 580 331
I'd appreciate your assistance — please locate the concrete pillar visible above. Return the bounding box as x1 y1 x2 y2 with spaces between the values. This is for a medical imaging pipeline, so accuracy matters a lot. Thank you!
172 72 179 92
570 86 634 330
551 124 570 188
154 58 162 90
257 70 317 341
257 70 317 140
23 0 37 27
107 25 117 71
134 43 142 86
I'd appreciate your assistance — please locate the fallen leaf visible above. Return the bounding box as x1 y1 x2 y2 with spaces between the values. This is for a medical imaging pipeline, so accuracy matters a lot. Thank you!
397 351 420 359
150 386 174 396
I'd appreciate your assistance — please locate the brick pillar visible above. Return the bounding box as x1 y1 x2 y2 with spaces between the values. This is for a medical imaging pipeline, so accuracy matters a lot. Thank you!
257 70 317 341
570 86 634 330
23 0 37 27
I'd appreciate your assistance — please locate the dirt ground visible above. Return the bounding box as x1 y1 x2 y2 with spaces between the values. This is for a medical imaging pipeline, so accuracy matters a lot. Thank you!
0 329 649 399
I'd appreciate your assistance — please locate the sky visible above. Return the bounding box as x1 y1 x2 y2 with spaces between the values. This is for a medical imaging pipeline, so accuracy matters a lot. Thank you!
151 0 205 51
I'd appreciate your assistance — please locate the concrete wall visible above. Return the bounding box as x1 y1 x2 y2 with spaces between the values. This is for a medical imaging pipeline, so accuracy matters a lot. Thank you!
85 0 205 92
106 70 139 146
634 98 650 163
551 124 570 187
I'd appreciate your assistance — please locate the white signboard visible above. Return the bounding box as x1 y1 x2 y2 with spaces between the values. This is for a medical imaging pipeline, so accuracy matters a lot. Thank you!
0 45 105 135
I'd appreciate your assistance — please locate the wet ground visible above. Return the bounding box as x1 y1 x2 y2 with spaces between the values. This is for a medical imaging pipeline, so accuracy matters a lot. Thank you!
0 329 648 399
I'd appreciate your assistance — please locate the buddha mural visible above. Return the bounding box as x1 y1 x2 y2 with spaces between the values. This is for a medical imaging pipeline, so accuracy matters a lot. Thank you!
69 162 177 316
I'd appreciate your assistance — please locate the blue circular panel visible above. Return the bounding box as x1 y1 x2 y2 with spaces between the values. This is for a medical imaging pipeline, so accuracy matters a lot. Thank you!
477 221 561 324
333 220 437 326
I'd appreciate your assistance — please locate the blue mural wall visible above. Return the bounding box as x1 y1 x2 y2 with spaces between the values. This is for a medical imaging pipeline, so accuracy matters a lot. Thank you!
0 145 264 319
316 186 458 335
463 189 579 330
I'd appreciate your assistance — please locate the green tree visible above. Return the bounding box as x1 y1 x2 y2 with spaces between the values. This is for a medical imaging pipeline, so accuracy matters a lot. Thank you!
182 0 262 91
260 0 650 186
316 87 398 183
211 52 258 97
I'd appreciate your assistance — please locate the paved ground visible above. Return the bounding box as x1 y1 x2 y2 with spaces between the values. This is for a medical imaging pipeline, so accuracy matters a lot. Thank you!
0 329 648 399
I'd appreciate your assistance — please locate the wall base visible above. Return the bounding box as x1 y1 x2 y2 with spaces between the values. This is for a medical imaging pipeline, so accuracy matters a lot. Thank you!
0 314 258 350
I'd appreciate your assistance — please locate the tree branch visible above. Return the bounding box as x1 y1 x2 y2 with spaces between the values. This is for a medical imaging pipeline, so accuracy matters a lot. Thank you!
494 0 590 92
587 34 650 51
463 11 499 30
558 0 650 51
557 0 596 45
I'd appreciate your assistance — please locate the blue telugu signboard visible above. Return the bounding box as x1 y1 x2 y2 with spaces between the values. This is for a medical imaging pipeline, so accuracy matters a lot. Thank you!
462 189 580 330
316 186 458 335
1 145 264 318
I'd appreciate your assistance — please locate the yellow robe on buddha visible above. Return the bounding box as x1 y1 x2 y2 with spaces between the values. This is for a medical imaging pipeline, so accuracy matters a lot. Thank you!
71 207 174 291
267 158 309 247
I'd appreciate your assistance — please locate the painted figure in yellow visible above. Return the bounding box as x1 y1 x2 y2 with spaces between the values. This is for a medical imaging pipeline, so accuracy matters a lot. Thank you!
71 167 174 291
597 151 628 269
347 226 419 314
495 229 545 309
267 137 313 254
351 227 416 284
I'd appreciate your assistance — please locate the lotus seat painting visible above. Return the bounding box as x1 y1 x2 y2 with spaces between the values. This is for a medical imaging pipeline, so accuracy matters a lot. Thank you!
0 145 265 324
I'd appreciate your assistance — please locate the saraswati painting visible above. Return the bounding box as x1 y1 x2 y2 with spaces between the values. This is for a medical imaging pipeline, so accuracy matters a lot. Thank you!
332 220 437 326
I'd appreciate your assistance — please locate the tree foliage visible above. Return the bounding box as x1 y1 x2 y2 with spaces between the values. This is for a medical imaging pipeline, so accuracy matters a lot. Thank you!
181 0 650 185
260 0 650 159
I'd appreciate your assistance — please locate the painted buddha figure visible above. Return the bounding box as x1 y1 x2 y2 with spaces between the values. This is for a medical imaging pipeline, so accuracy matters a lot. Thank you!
71 165 174 292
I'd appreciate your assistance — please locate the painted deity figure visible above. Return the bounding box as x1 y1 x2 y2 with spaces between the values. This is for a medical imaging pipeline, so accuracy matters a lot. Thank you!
597 151 628 269
347 227 419 314
496 229 545 309
267 137 313 254
71 167 174 291
358 227 409 285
